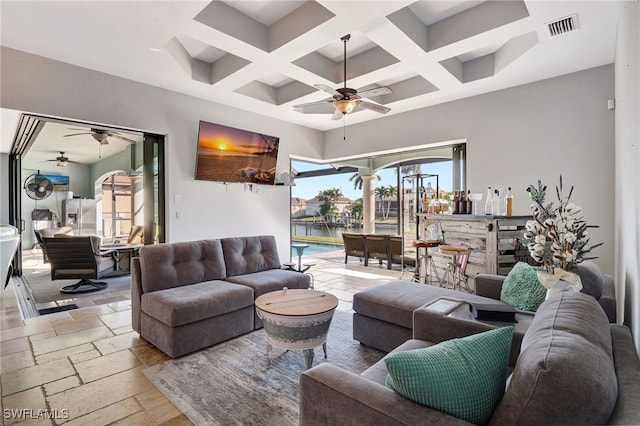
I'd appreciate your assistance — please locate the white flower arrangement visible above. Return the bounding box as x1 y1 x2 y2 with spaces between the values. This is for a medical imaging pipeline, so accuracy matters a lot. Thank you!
522 176 602 274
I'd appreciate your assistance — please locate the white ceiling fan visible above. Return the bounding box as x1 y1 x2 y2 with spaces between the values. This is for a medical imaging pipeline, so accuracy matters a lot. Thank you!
63 127 137 145
293 34 392 120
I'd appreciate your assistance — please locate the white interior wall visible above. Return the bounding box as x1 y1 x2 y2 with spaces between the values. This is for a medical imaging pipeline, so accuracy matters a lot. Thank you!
615 2 639 347
0 47 324 261
325 65 615 274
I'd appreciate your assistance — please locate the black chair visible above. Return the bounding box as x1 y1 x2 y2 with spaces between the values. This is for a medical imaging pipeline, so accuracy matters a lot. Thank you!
42 236 117 294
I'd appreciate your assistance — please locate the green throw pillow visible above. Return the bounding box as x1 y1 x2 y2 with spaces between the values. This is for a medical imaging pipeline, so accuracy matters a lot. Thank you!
500 262 547 312
384 327 513 425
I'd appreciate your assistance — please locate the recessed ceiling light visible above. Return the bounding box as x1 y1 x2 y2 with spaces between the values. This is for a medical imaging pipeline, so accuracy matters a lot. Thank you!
148 47 162 53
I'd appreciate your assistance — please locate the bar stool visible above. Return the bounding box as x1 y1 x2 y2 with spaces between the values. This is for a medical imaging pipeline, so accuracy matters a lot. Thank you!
412 240 440 285
439 244 472 292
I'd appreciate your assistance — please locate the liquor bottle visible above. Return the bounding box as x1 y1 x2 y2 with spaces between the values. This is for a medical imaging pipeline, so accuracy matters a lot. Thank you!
506 187 514 216
484 187 493 215
452 191 458 214
492 189 501 216
458 190 467 215
466 190 473 214
424 182 434 214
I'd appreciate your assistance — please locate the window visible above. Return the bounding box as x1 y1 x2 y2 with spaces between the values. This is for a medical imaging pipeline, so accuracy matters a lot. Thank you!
290 144 465 247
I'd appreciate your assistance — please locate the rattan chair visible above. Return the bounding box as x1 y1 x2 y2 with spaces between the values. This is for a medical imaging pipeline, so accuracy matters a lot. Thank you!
363 234 389 267
342 233 366 264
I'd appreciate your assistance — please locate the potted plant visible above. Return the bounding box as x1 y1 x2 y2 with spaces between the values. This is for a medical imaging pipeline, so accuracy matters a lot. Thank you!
521 176 602 291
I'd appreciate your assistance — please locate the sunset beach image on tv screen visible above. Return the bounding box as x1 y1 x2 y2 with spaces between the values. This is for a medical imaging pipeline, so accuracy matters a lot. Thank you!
195 121 280 185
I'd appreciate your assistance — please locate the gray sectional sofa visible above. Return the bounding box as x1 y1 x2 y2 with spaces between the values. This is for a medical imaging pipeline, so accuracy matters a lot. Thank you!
300 291 640 425
131 235 310 357
352 260 617 353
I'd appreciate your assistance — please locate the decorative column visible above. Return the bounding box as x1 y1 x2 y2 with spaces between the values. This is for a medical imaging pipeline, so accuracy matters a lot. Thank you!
130 175 144 226
362 175 376 234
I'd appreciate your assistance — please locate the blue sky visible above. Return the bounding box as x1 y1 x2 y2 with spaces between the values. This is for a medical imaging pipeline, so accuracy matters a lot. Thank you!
291 160 453 201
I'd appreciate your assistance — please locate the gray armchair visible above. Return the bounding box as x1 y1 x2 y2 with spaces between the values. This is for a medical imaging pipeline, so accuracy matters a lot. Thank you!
42 236 116 294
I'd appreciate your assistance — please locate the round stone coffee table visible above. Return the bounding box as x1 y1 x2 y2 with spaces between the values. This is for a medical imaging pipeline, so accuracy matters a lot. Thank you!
255 288 338 369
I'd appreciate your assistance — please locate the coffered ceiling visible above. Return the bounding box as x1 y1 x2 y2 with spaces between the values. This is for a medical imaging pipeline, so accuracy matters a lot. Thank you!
0 1 619 132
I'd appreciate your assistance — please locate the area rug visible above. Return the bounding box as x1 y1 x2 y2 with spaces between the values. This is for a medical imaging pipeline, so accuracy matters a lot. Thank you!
143 309 385 426
22 271 131 304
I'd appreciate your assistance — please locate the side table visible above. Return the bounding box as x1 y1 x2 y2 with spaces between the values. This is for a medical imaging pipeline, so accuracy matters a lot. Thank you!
255 289 338 368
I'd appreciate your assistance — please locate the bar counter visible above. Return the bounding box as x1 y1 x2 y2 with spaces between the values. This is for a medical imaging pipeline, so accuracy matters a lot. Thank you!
416 213 530 278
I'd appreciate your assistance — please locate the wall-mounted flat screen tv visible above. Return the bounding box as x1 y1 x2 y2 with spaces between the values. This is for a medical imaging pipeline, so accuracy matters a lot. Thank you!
36 174 69 191
195 120 280 185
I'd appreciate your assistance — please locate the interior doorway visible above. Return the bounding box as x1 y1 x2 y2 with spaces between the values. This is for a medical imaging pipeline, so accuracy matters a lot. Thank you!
8 113 165 276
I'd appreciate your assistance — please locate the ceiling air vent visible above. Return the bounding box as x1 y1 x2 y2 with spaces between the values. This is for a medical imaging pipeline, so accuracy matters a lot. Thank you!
545 14 578 37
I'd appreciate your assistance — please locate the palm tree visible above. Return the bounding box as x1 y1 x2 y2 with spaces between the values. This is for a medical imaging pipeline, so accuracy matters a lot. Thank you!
385 185 398 219
317 188 343 221
400 164 421 178
374 186 386 216
349 173 380 190
349 198 363 223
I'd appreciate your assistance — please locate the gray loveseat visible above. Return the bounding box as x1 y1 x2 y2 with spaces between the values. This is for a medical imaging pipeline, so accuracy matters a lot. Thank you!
131 235 310 357
300 291 640 425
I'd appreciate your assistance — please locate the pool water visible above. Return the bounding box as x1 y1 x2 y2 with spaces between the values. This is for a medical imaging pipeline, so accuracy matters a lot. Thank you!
291 242 341 257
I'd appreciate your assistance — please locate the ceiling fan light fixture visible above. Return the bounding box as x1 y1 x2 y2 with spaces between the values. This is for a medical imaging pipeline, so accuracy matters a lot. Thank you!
334 99 357 114
92 133 109 142
57 160 68 167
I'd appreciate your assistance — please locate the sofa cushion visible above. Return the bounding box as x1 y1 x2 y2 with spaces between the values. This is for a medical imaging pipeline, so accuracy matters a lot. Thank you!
576 260 604 300
489 291 617 425
354 280 506 330
224 269 310 298
139 240 226 293
141 280 254 327
221 236 281 277
360 339 434 385
500 262 546 312
384 327 513 425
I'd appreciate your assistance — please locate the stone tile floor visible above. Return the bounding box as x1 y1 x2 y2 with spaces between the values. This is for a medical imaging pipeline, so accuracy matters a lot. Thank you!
0 251 405 425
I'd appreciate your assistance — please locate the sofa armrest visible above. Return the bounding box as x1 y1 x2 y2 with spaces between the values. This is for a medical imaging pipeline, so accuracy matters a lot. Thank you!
473 274 506 300
300 363 472 426
607 325 640 425
598 274 617 323
413 306 523 368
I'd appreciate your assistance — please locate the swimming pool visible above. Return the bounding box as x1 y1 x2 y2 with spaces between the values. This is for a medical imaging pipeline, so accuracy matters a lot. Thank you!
290 242 342 257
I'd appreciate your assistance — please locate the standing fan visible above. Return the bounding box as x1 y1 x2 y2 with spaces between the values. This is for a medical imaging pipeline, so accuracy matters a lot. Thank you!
24 174 54 200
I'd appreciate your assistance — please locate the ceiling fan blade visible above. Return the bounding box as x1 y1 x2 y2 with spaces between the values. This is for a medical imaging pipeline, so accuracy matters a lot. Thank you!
293 98 334 109
314 84 341 97
64 132 92 137
331 110 343 120
109 134 137 144
358 100 391 114
356 86 392 99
